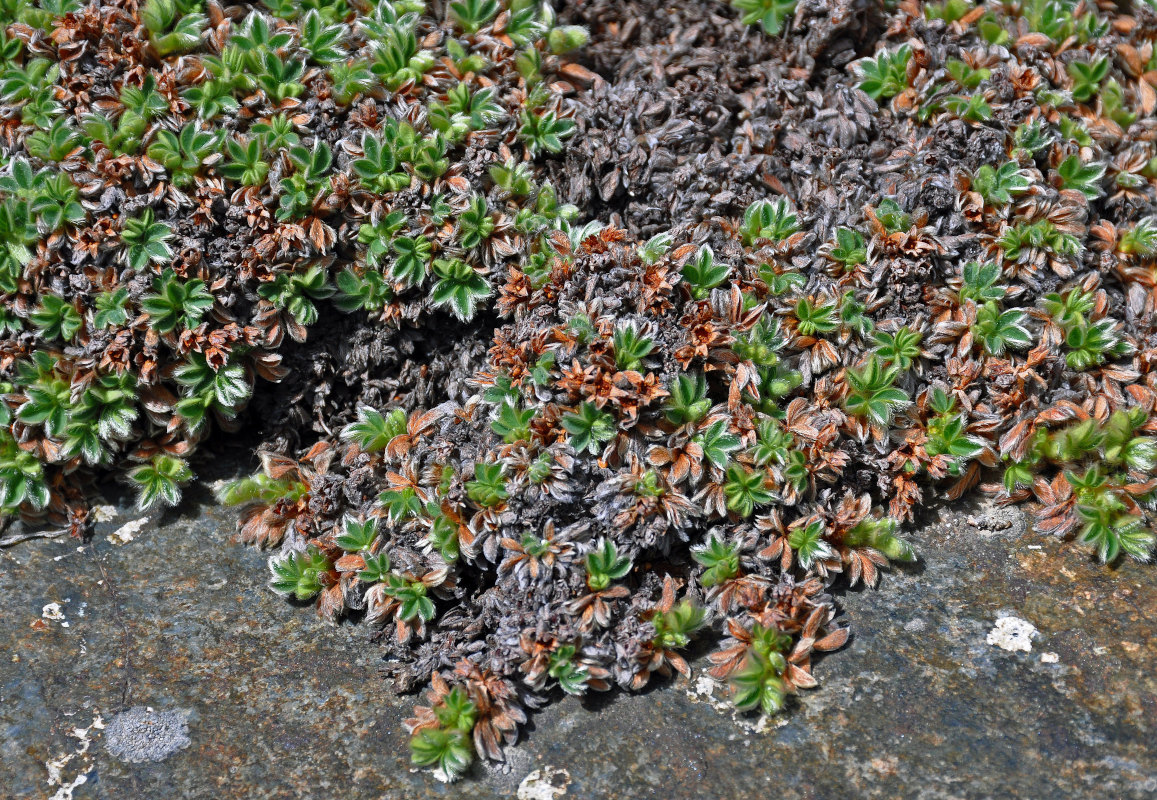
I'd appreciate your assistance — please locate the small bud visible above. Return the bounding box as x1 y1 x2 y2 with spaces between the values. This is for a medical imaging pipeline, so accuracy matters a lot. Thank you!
548 25 589 55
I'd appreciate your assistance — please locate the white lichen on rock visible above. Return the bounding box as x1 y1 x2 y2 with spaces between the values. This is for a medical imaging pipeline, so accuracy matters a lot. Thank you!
517 766 571 800
45 712 103 800
987 615 1038 653
107 517 149 545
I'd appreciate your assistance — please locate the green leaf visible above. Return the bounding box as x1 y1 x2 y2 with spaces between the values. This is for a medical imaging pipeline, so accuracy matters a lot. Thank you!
612 324 653 371
740 198 798 245
788 520 834 569
856 45 911 100
585 539 631 591
128 454 192 510
268 546 332 601
121 208 173 270
448 0 499 33
692 533 741 586
973 161 1030 206
341 406 407 453
723 464 774 517
828 227 866 269
972 302 1033 356
694 419 741 469
844 355 910 426
409 727 474 778
518 109 575 156
430 258 490 321
466 461 508 507
335 515 379 552
681 244 729 298
491 402 534 444
731 0 797 35
1056 154 1105 200
391 234 431 286
562 402 616 456
1067 56 1108 103
664 373 711 425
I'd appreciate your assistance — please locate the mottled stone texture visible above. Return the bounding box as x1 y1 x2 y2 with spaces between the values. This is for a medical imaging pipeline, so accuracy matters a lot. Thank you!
2 466 1154 799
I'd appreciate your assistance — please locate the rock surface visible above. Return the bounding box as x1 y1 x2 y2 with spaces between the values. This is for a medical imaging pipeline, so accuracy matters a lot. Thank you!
2 458 1155 799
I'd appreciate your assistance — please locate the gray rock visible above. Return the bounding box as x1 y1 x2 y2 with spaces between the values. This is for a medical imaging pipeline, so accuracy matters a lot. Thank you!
1 475 1154 799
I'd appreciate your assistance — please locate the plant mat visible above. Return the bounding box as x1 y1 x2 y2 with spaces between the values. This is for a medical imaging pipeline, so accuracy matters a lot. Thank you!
2 0 1156 781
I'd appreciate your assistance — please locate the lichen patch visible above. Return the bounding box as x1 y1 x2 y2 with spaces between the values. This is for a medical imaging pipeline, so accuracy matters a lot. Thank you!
104 706 191 763
987 616 1038 653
